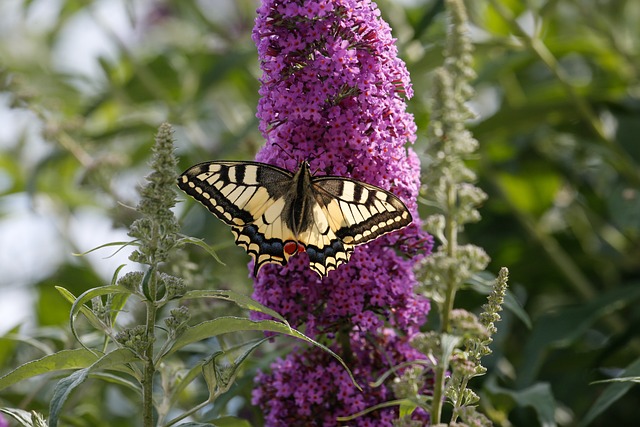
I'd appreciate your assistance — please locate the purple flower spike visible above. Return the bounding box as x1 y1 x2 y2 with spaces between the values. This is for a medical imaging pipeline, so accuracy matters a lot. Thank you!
251 0 433 424
253 331 429 426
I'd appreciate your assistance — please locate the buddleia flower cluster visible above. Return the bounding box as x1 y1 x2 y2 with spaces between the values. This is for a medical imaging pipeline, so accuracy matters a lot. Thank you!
249 0 433 425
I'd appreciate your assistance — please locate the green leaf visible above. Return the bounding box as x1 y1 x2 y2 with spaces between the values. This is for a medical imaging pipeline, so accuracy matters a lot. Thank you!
176 423 216 427
580 358 640 426
0 333 54 357
336 399 412 421
48 348 140 427
63 284 133 349
108 265 131 325
441 333 461 363
109 264 127 286
49 369 89 427
90 347 140 371
399 400 418 417
167 317 361 390
179 235 224 264
110 291 132 326
0 347 139 393
204 338 270 398
518 284 640 386
182 290 288 325
89 372 141 394
167 361 207 406
0 326 21 366
210 416 253 427
202 355 218 396
140 267 155 301
591 376 640 385
487 380 557 427
0 349 98 391
72 240 138 257
55 286 106 349
166 339 268 412
0 408 47 427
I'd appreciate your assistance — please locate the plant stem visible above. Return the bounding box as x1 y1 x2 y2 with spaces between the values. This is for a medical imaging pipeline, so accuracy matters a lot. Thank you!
451 376 470 422
430 359 445 423
442 178 459 332
143 270 158 427
430 178 460 424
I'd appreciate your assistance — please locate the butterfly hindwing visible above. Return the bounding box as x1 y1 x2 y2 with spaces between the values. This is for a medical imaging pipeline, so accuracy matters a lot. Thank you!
299 201 354 276
179 160 412 277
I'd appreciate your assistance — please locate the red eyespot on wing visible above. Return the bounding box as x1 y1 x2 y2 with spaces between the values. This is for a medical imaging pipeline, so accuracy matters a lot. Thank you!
284 241 299 255
284 241 306 256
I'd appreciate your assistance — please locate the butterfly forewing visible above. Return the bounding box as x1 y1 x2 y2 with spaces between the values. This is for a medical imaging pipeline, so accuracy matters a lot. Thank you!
179 161 300 274
312 177 413 245
179 161 291 224
178 160 412 278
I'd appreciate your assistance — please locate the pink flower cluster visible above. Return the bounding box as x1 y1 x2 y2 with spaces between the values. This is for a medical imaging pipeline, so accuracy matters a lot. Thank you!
253 331 427 426
250 0 433 424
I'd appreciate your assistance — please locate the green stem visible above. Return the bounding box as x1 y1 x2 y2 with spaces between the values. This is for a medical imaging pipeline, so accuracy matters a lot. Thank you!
143 271 158 427
430 178 460 424
451 376 470 422
430 357 446 423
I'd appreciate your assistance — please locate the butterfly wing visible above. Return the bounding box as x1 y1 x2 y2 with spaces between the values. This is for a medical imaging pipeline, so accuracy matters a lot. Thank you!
179 161 413 278
178 161 299 275
306 176 413 275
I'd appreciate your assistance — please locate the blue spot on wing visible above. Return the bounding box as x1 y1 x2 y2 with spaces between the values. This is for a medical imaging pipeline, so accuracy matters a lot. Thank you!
306 240 347 265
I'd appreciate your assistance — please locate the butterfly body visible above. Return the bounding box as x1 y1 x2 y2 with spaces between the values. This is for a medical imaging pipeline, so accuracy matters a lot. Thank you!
178 160 412 277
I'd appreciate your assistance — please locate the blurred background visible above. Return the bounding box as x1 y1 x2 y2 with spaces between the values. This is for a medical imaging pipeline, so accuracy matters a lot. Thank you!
1 0 639 426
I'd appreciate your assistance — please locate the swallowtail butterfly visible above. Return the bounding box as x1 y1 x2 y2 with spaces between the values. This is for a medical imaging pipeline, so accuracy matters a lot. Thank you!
178 161 412 277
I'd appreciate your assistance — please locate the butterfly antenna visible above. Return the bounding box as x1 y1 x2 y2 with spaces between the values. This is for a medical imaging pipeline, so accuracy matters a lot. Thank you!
307 146 328 163
306 146 331 175
270 142 297 162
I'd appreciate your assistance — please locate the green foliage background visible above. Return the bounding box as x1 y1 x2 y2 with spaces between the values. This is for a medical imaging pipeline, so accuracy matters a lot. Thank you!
1 0 639 426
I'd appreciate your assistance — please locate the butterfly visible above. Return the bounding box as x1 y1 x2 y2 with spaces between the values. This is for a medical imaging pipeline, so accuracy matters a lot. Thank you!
178 160 412 277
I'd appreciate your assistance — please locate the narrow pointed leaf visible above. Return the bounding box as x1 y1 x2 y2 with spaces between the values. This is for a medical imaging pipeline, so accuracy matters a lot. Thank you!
168 317 361 390
109 265 131 325
580 358 640 426
176 423 216 427
210 417 253 427
0 408 47 426
72 240 138 257
183 290 288 324
63 285 132 349
48 348 141 427
179 236 224 264
49 369 89 427
0 349 98 391
56 286 105 346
